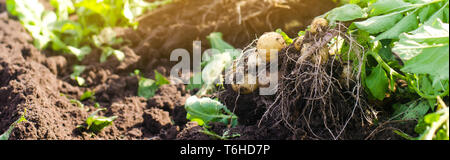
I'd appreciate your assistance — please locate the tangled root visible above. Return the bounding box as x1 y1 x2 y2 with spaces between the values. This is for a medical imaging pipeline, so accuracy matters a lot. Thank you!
259 22 377 140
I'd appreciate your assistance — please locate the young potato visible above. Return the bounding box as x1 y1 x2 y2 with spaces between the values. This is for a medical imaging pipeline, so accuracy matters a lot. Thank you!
294 36 304 51
256 32 286 62
297 42 312 64
231 74 259 94
310 18 328 34
311 46 330 65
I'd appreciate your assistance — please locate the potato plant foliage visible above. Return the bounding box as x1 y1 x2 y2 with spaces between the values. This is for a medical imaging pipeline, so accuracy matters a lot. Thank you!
6 0 172 61
134 70 170 99
184 96 238 128
81 108 118 133
326 0 449 140
6 0 172 86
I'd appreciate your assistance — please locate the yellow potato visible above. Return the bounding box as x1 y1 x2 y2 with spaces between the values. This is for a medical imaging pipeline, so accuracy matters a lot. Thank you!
231 74 259 94
256 32 286 62
294 36 304 51
310 18 328 34
311 46 330 65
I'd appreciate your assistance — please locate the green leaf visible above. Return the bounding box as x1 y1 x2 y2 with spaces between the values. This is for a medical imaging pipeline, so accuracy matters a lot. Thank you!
343 0 374 7
75 0 116 26
369 0 411 16
8 0 171 64
85 108 117 133
421 1 449 27
207 32 235 54
123 0 173 27
355 12 404 34
92 27 123 47
374 11 419 41
444 4 449 23
414 107 449 140
49 20 83 48
70 99 85 110
416 75 449 99
393 20 449 80
198 32 240 96
325 4 365 23
0 109 27 140
68 46 92 61
393 100 430 120
50 0 75 20
6 0 58 49
418 5 433 23
80 90 95 101
414 116 429 134
75 77 86 87
377 40 396 63
6 0 44 24
74 0 110 14
405 101 430 120
365 63 389 100
434 128 449 140
138 77 157 99
100 47 125 63
202 54 230 84
137 70 170 99
70 65 86 86
70 65 85 79
276 29 293 45
184 96 238 128
123 0 148 24
154 70 170 86
424 111 441 123
94 103 100 108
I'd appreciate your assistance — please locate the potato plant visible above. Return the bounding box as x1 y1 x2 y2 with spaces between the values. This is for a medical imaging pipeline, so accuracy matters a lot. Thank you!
323 0 449 140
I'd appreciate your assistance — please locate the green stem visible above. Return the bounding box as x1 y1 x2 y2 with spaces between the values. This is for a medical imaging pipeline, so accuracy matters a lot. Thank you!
369 51 449 99
409 75 450 99
370 51 406 79
437 96 448 109
423 107 449 140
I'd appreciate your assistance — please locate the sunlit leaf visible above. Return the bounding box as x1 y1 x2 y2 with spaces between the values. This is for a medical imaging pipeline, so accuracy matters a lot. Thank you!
185 96 238 127
365 64 389 100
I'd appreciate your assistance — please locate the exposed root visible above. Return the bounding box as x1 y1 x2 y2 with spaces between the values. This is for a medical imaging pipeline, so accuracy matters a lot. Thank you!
258 23 377 140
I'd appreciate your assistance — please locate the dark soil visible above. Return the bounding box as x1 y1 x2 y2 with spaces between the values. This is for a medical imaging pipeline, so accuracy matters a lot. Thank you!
0 0 413 140
0 7 188 139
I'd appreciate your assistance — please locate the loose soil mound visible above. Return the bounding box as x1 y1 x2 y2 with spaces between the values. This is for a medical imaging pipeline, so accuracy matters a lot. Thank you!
0 8 189 139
